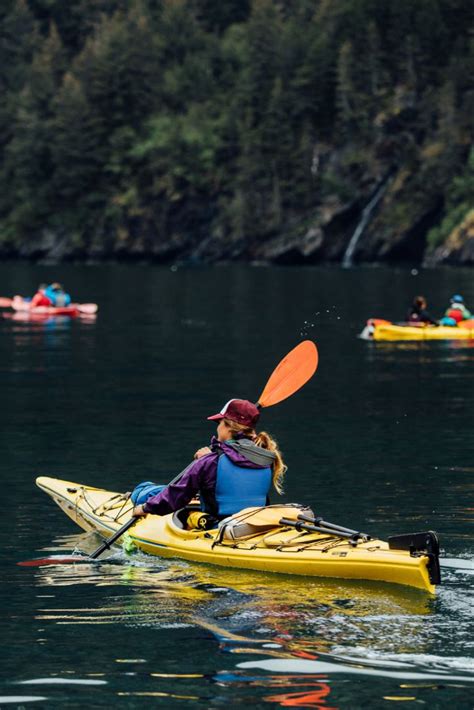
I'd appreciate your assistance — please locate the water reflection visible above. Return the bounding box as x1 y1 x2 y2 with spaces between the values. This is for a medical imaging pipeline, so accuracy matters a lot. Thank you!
365 339 474 362
215 670 335 710
32 530 433 610
0 696 48 705
206 619 474 709
237 657 474 681
18 527 472 708
1 312 97 382
10 520 474 707
2 263 473 707
27 533 439 665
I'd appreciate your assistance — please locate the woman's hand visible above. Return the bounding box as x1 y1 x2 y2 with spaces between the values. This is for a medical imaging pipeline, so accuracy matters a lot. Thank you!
132 504 147 517
194 446 212 459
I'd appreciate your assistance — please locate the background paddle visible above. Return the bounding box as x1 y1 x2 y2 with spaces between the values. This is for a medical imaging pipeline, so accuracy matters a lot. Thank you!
72 303 98 315
19 339 318 566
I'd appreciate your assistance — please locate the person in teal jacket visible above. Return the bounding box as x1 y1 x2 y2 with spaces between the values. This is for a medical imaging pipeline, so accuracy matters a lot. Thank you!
44 283 71 307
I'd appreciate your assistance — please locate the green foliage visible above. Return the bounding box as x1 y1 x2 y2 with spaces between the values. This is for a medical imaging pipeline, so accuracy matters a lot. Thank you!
131 109 222 196
0 21 65 240
427 147 474 248
320 172 354 203
0 0 473 254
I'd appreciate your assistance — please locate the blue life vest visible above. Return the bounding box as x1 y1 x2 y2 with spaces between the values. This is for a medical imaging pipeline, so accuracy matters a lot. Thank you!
439 316 457 327
45 286 71 307
213 454 272 517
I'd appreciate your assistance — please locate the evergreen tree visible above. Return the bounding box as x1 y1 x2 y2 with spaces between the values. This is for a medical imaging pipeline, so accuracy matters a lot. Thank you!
0 0 40 213
0 0 40 94
0 0 472 259
194 0 251 33
336 41 356 138
1 22 65 242
50 71 105 239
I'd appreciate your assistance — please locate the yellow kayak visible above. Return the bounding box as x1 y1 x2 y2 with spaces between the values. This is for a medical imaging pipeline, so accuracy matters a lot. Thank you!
361 318 474 341
36 476 440 593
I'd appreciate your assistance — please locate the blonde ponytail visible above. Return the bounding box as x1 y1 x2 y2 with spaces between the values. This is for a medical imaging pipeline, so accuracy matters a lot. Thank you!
253 430 286 494
222 419 287 495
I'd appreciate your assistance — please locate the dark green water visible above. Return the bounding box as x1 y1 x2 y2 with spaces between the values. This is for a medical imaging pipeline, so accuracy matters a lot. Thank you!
1 262 473 709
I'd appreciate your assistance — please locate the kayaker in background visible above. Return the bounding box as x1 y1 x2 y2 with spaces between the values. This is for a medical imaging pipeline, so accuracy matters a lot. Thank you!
44 282 71 307
131 399 286 526
30 283 52 307
406 296 438 325
442 294 472 323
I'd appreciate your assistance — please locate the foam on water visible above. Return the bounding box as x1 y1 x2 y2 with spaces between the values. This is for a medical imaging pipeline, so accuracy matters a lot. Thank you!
0 697 48 704
237 657 474 682
330 648 474 674
18 678 107 686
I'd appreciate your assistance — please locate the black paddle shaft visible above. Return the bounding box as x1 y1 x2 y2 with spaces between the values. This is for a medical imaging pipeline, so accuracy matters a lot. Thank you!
89 458 197 560
280 518 357 539
281 517 370 543
90 518 136 559
298 513 367 537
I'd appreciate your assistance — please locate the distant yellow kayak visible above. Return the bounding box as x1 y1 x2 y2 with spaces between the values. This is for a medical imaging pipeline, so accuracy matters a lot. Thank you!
36 476 440 594
361 318 474 341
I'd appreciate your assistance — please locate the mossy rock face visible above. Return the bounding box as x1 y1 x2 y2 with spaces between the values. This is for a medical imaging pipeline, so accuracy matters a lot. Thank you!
425 210 474 266
449 210 474 248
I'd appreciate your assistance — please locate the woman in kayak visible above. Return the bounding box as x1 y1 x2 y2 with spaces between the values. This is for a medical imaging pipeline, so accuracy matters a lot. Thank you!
406 296 438 325
132 398 286 524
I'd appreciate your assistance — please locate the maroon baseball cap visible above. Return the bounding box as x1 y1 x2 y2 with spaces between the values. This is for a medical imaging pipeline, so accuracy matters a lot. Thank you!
207 399 260 428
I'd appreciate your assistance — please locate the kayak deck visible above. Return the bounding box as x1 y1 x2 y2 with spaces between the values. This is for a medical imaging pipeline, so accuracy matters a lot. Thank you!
36 476 438 593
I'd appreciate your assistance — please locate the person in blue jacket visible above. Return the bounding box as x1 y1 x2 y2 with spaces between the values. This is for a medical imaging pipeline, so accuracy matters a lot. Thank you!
44 283 71 307
131 399 286 523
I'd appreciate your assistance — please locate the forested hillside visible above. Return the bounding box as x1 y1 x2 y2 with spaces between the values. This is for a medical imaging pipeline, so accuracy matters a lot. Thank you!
1 0 473 264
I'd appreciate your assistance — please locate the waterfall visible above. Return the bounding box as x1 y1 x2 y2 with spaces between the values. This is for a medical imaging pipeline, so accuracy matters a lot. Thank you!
342 179 389 268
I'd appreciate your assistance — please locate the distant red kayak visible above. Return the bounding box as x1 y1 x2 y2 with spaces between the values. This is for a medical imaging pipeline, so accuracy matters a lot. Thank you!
0 296 98 316
12 303 80 316
3 311 75 322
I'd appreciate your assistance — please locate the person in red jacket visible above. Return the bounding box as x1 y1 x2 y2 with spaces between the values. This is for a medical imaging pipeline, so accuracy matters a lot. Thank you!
30 284 53 308
444 294 471 323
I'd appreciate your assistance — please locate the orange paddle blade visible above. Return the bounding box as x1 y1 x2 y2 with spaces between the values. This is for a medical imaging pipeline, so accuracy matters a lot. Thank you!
258 340 318 408
459 319 474 330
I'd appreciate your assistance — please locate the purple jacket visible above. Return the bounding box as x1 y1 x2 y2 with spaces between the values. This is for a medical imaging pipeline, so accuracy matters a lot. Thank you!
142 436 275 518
